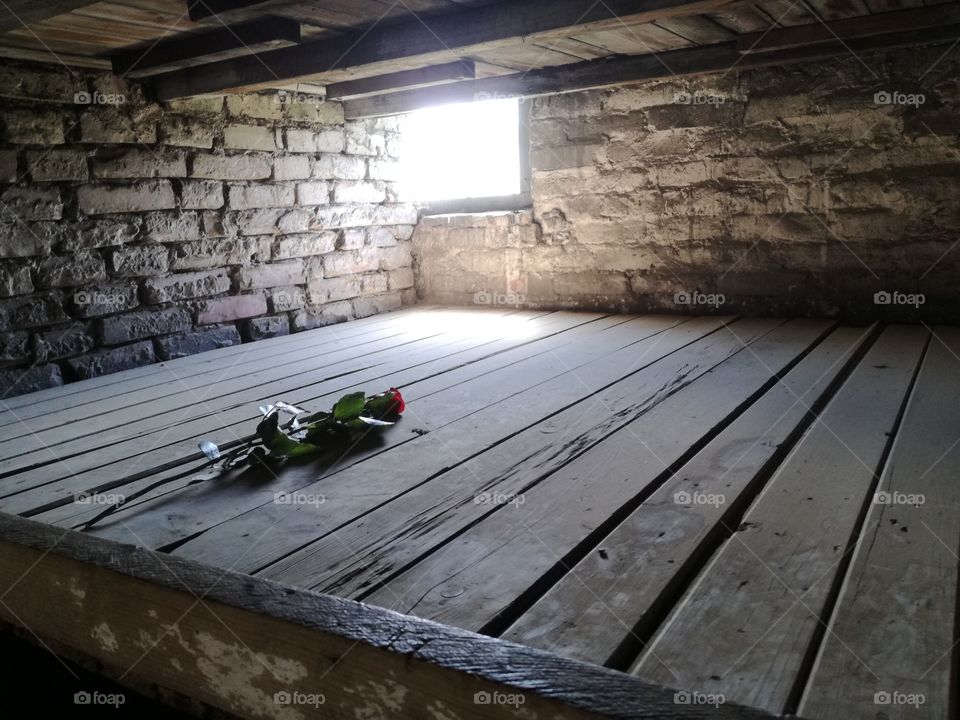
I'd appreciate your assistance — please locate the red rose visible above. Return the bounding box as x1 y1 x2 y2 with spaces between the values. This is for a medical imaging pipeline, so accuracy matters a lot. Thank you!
389 387 405 414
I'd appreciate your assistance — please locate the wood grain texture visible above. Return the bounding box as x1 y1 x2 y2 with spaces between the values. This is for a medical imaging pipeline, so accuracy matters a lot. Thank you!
359 321 830 631
255 319 777 593
171 316 727 573
0 0 102 33
149 0 742 98
343 24 959 116
0 319 472 481
737 4 960 53
0 310 561 513
0 512 778 720
325 59 476 98
503 324 870 666
0 305 431 420
42 311 618 533
799 327 960 720
632 325 928 713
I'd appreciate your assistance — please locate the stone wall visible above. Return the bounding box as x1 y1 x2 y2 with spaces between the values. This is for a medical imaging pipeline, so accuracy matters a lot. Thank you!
0 60 416 397
414 44 960 322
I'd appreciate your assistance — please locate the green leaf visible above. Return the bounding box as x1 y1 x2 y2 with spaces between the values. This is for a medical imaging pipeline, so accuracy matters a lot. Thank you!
256 412 319 459
333 392 367 421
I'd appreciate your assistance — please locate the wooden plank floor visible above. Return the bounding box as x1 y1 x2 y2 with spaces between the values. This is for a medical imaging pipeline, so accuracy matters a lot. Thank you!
0 306 956 719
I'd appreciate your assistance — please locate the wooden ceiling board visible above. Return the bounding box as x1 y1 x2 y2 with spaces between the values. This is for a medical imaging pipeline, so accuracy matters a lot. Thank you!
655 14 737 42
573 19 696 54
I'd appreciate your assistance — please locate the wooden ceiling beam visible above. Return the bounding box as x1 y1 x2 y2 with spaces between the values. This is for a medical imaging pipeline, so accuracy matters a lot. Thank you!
343 22 960 117
111 16 301 77
186 0 278 22
0 0 100 33
325 60 477 100
150 0 740 100
738 3 960 54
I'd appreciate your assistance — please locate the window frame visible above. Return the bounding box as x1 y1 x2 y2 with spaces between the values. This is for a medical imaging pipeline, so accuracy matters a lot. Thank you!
418 98 532 216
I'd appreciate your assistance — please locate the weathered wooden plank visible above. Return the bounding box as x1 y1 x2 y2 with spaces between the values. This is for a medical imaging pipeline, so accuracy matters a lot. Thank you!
804 0 872 20
472 42 585 71
361 320 835 632
704 5 774 33
0 513 780 720
632 325 928 714
33 11 173 41
4 313 607 514
0 305 430 415
76 314 688 544
503 324 871 665
863 0 925 8
171 316 733 572
737 4 959 53
572 20 693 54
655 15 737 43
343 23 960 116
150 0 741 99
0 0 101 33
186 0 272 21
0 318 473 466
325 60 476 99
34 311 626 530
0 307 484 439
0 42 110 68
533 37 613 61
253 319 782 592
798 327 960 720
74 2 200 32
753 0 817 26
0 311 571 507
111 16 302 77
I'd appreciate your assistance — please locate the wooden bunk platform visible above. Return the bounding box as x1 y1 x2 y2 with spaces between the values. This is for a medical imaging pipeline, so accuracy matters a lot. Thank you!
0 306 956 719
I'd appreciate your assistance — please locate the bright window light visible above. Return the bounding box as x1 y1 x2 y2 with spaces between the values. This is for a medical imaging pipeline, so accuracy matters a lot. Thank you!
399 98 521 201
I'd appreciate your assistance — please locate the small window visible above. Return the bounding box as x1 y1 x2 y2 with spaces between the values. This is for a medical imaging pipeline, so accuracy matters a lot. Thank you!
398 97 530 213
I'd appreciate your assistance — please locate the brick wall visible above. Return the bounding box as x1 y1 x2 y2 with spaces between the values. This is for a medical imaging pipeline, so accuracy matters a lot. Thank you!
0 60 416 397
414 44 960 322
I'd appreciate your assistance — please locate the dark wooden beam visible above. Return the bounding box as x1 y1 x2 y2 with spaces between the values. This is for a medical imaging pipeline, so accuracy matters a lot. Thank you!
186 0 275 22
0 512 777 720
0 0 98 33
738 3 960 54
343 23 960 118
111 16 301 77
150 0 739 100
326 60 477 100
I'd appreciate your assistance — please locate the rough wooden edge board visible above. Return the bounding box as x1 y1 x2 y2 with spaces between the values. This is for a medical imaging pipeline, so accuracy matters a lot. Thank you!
0 511 780 720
